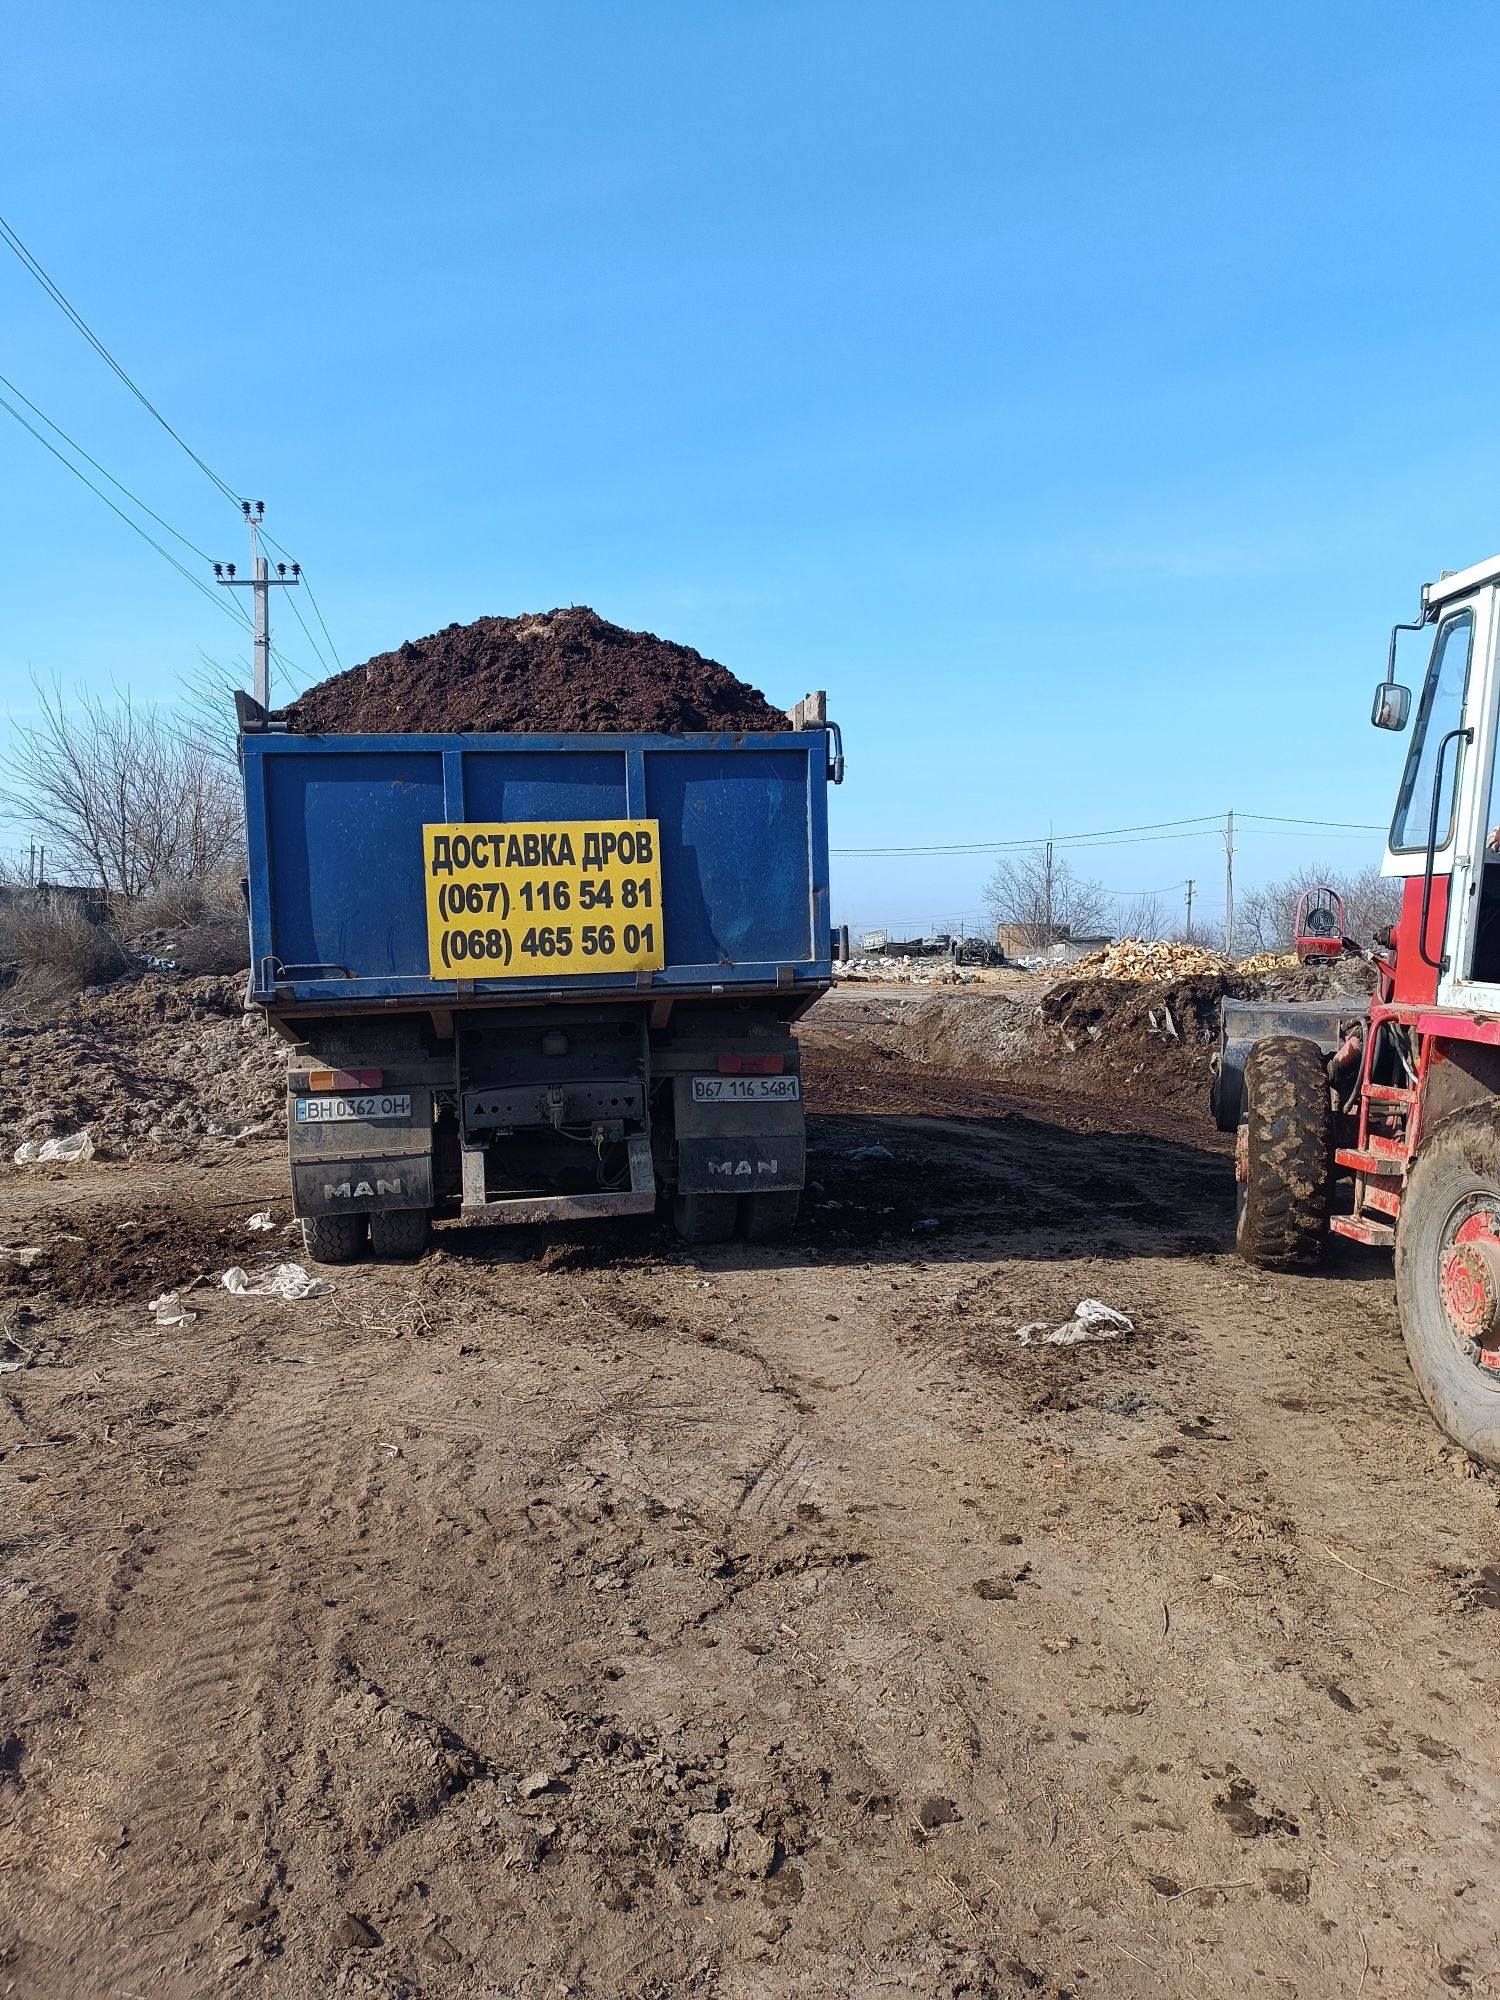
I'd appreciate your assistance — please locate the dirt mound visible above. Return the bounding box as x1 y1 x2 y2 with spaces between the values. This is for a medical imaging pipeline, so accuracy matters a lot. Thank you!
1240 956 1378 1001
818 962 1378 1129
1039 972 1227 1107
1036 961 1374 1110
0 974 282 1162
281 607 789 736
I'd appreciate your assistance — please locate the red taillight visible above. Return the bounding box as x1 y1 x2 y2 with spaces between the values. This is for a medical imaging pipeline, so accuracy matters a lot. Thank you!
307 1067 382 1091
718 1053 784 1075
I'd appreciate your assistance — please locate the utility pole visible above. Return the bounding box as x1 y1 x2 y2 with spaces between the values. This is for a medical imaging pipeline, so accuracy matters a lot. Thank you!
1184 877 1195 942
214 501 300 709
1043 838 1054 944
1222 809 1236 961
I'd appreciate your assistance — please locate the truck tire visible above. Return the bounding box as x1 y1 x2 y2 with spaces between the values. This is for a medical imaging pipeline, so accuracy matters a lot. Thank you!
1394 1103 1500 1466
302 1213 368 1264
370 1208 431 1260
741 1191 800 1241
673 1192 737 1245
1234 1036 1331 1270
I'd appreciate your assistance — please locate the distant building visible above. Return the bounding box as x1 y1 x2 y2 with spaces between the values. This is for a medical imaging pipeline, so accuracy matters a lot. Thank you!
994 922 1112 967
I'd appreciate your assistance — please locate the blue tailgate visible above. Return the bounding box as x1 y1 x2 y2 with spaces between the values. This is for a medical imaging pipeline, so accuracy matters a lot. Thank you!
241 728 834 1008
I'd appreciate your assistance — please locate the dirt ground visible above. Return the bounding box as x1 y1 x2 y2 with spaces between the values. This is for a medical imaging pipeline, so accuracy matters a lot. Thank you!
3 986 1498 1998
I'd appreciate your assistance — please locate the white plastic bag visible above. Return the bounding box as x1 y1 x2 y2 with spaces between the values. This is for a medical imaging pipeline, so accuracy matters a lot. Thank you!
222 1262 329 1301
148 1291 198 1327
13 1132 94 1166
1017 1299 1135 1347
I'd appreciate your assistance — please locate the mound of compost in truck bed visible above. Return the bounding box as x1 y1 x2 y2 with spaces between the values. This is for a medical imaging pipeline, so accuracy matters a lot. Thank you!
280 607 790 735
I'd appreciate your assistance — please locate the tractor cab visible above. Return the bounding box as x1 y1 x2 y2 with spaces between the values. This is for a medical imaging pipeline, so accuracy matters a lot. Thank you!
1373 550 1500 1001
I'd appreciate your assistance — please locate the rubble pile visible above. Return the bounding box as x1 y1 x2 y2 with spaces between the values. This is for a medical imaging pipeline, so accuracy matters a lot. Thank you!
833 956 977 986
0 976 282 1162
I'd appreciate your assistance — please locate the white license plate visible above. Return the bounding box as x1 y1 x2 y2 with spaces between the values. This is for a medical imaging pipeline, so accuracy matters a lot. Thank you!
691 1075 800 1103
295 1092 412 1124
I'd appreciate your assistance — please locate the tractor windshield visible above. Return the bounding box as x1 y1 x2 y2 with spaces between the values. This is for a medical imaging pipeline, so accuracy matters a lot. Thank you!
1391 610 1475 852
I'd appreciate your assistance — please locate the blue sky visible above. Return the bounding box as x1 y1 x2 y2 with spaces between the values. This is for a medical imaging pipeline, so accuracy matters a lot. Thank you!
2 1 1496 933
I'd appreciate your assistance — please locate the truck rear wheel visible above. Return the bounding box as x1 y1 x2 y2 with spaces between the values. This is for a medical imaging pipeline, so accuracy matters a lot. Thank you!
1234 1036 1331 1269
673 1192 737 1245
1394 1103 1500 1466
302 1213 368 1264
741 1191 800 1241
370 1209 431 1260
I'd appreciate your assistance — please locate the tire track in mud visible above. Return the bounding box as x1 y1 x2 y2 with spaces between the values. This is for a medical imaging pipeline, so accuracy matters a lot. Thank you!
17 1349 375 1998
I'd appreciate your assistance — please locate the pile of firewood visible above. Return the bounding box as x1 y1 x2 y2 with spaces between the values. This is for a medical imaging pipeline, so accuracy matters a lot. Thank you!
1234 950 1300 975
1070 938 1231 981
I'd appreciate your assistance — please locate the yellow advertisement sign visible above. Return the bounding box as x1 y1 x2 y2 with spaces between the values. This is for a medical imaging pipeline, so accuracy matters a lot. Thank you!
422 820 665 980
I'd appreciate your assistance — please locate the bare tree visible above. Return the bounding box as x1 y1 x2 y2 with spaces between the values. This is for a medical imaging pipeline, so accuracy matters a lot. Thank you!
1235 862 1400 956
0 678 243 897
983 846 1111 948
1115 892 1168 939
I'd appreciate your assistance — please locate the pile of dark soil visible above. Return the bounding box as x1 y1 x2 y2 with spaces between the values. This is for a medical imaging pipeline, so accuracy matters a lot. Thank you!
281 607 789 736
0 1201 262 1306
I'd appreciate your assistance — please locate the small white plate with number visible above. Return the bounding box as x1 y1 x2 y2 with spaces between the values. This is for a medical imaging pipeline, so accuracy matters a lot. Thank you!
691 1076 800 1103
295 1093 412 1123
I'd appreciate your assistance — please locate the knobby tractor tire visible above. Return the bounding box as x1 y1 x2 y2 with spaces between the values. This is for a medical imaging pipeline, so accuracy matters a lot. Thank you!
370 1208 431 1260
1394 1103 1500 1467
302 1213 368 1265
673 1192 738 1245
741 1190 800 1241
1234 1036 1332 1270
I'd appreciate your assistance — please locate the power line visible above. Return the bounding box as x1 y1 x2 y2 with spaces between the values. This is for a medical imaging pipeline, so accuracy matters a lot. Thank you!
832 809 1386 858
279 588 331 683
1237 811 1386 831
1099 883 1183 899
1 385 308 684
833 813 1224 856
296 568 342 671
2 214 347 675
0 210 243 507
0 388 252 631
261 529 342 672
0 367 216 565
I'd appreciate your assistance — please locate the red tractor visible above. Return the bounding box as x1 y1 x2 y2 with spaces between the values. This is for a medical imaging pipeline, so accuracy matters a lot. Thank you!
1215 552 1500 1465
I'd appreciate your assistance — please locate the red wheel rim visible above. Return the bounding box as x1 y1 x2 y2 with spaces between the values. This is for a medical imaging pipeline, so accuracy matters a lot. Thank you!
1438 1203 1500 1371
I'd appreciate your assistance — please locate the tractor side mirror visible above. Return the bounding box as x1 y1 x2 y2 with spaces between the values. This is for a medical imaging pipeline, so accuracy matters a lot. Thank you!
1372 681 1411 731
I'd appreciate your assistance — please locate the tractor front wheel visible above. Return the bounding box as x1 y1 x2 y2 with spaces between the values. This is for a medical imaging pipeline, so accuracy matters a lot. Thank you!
1234 1036 1332 1270
1394 1103 1500 1467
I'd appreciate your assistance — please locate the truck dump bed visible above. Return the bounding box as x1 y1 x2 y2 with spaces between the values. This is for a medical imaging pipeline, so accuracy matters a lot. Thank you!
242 725 835 1014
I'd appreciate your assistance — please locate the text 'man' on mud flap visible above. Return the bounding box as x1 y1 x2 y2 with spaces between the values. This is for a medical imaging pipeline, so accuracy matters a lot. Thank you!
293 1155 435 1215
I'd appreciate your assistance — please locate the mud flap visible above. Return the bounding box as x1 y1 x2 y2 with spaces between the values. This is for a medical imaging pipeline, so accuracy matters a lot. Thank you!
288 1084 434 1216
292 1156 434 1216
672 1078 805 1193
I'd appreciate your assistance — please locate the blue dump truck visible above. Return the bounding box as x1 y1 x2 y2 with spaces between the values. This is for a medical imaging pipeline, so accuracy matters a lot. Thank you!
237 692 843 1261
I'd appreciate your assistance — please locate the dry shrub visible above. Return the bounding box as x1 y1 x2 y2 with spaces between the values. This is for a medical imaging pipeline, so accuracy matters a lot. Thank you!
127 869 248 977
0 892 129 1019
